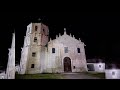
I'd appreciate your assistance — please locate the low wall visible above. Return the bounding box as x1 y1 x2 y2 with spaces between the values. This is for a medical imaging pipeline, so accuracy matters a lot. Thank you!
105 69 120 79
87 63 105 72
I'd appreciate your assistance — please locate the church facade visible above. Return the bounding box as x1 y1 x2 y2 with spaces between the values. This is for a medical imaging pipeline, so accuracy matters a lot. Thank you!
19 22 88 74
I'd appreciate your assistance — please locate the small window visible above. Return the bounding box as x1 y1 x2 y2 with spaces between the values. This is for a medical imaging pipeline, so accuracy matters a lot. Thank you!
34 37 37 42
73 66 76 69
65 47 68 53
35 26 38 31
52 48 55 53
77 48 80 53
99 65 101 68
112 72 115 75
43 29 45 32
32 52 36 57
31 64 35 68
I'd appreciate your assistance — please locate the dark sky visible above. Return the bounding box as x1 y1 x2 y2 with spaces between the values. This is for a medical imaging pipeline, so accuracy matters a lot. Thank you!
1 12 120 69
0 13 14 70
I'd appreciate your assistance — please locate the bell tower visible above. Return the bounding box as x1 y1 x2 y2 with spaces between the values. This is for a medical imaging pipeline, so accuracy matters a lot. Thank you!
19 21 49 74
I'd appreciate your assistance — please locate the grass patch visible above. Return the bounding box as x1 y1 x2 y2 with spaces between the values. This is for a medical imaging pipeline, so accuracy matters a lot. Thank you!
84 72 105 79
15 74 64 79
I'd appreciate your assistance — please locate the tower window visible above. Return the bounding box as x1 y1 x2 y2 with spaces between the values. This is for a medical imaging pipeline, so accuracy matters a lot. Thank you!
77 48 80 53
65 47 68 53
52 48 55 53
34 37 37 42
35 26 38 31
32 52 36 57
31 64 35 68
43 29 45 32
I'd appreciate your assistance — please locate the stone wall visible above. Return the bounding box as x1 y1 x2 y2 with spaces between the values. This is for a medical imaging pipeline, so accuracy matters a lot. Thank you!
105 69 120 79
87 63 105 72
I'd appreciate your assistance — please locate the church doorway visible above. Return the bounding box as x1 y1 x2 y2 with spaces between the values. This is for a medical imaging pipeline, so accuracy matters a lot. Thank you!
64 57 72 72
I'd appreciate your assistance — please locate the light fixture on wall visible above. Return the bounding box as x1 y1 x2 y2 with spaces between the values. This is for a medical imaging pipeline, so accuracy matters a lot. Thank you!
98 63 102 68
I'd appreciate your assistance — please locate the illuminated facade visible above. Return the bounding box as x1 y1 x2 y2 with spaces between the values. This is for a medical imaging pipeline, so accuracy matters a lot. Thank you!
19 22 87 74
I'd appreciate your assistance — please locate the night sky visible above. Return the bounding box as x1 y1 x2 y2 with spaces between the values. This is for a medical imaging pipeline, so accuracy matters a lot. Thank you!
1 12 120 69
0 13 14 70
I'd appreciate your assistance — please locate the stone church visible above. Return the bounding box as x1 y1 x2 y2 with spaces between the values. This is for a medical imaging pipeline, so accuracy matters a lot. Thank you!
19 22 87 74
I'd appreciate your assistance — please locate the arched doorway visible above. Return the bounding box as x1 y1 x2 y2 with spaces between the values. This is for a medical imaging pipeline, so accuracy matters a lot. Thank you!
64 57 72 72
